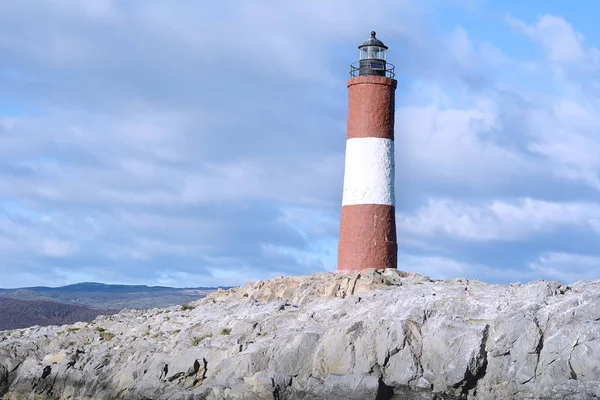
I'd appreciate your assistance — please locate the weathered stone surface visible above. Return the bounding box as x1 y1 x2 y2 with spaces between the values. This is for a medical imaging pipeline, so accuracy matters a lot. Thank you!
0 269 599 399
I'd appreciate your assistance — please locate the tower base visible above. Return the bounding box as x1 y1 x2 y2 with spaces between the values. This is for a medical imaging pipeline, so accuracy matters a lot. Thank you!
337 204 397 271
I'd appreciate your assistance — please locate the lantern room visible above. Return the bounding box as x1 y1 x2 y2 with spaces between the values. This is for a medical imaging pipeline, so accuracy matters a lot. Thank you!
351 31 395 78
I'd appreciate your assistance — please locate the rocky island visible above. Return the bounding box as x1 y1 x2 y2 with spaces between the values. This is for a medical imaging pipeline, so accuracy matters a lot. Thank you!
1 269 599 399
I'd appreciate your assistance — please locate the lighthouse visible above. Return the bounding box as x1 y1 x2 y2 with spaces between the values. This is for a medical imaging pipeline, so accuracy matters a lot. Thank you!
337 31 398 272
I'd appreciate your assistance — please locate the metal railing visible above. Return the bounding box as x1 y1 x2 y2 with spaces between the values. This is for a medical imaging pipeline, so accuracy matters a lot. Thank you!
350 61 395 79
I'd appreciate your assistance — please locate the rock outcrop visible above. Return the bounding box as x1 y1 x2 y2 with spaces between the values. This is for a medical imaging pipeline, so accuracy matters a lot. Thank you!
1 269 599 399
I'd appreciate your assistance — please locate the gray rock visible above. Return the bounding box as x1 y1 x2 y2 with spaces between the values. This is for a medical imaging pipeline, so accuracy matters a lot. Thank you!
0 269 599 399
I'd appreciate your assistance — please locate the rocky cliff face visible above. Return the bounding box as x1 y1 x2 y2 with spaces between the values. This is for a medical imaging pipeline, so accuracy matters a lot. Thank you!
1 269 599 399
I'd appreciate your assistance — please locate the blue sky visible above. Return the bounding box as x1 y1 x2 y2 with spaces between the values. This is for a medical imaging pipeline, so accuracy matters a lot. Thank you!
1 0 599 288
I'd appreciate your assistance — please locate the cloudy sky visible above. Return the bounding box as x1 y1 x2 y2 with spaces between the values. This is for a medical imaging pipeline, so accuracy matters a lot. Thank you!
1 0 599 288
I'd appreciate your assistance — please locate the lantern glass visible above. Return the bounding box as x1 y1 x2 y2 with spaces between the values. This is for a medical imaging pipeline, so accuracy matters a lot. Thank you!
360 46 386 60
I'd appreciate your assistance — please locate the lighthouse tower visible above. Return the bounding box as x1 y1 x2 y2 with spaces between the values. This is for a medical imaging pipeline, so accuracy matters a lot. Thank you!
337 31 398 272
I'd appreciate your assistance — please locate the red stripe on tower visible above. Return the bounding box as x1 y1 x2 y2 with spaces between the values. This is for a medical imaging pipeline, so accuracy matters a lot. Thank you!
338 31 398 272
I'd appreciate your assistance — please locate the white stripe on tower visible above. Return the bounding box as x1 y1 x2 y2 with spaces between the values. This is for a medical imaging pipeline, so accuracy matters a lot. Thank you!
341 137 395 206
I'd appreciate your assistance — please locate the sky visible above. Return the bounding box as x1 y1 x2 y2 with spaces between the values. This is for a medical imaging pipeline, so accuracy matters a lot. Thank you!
0 0 599 288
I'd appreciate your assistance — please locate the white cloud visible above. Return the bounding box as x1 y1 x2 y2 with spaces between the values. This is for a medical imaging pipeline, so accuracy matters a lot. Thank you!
399 198 600 241
530 252 600 283
397 18 600 193
398 254 539 283
400 254 472 279
478 41 508 67
506 14 599 68
400 252 600 284
526 100 600 191
444 27 509 70
1 2 600 288
396 96 537 187
446 27 477 68
41 239 79 257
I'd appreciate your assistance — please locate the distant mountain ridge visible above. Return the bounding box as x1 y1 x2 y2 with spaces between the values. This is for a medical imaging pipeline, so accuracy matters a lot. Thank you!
0 297 115 331
0 282 229 293
0 282 230 313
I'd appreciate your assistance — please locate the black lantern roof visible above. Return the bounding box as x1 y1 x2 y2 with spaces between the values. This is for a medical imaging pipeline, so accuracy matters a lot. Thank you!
358 31 388 50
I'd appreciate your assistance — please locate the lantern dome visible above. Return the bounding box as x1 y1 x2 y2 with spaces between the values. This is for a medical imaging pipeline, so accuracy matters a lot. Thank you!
359 31 388 50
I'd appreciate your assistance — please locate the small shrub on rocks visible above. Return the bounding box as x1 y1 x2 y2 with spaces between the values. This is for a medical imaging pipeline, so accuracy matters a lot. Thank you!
191 334 212 346
100 331 115 341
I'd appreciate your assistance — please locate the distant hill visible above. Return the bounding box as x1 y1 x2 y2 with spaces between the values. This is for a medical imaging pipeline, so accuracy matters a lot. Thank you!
0 282 232 311
0 297 116 331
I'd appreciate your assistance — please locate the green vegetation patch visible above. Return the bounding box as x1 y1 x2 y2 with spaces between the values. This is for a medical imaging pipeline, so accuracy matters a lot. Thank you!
191 334 212 346
99 331 115 341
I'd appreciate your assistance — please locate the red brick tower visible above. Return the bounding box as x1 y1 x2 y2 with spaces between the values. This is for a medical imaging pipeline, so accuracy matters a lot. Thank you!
338 31 398 272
